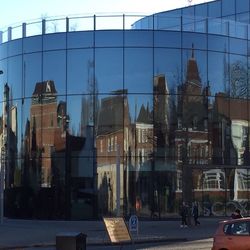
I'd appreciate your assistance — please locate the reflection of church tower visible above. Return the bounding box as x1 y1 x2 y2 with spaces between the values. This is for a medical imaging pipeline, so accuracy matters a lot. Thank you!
175 45 211 202
30 80 65 187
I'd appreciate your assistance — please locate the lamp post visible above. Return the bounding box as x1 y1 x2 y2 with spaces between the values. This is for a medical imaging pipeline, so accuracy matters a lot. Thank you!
0 69 4 224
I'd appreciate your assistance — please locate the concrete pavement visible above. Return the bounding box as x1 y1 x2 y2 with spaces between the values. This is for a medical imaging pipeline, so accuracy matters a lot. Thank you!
0 216 227 249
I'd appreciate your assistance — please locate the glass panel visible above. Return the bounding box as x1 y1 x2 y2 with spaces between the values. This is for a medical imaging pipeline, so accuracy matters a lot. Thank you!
154 31 181 48
222 0 235 16
212 94 231 164
67 95 95 219
125 94 154 216
67 31 94 49
8 40 22 57
96 93 124 216
124 48 153 94
202 168 226 216
236 0 249 13
95 48 123 94
154 48 181 94
155 13 181 31
195 3 208 17
67 49 94 95
229 21 248 39
182 49 207 88
182 6 194 17
0 42 7 60
208 1 221 18
208 51 229 96
182 32 207 50
23 36 42 54
236 12 250 24
24 53 42 98
208 35 228 52
43 33 66 51
230 38 247 55
96 31 123 47
124 30 153 47
7 55 22 100
43 50 66 96
192 168 203 214
182 16 195 32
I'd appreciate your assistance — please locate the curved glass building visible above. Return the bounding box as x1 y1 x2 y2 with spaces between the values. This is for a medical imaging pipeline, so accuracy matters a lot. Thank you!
0 0 250 219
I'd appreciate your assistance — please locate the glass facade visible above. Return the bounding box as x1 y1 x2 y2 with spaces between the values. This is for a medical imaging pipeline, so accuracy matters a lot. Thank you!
0 0 250 220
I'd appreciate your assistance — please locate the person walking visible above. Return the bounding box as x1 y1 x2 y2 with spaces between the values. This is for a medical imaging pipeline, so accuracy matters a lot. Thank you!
180 201 188 228
192 201 200 226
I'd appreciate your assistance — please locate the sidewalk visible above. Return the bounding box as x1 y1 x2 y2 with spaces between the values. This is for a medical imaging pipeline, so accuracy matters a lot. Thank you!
0 217 226 249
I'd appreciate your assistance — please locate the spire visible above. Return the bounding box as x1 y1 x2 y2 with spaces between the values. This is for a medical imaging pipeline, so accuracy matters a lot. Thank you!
186 44 201 84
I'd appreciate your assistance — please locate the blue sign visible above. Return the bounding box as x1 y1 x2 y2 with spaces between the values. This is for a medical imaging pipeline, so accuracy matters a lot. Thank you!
129 215 138 232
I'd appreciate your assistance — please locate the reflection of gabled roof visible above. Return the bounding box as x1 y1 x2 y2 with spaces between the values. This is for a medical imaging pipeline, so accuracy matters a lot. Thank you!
32 80 57 95
137 104 152 124
97 95 124 135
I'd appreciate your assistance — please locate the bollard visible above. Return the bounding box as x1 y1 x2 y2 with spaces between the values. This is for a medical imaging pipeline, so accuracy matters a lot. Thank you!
56 232 86 250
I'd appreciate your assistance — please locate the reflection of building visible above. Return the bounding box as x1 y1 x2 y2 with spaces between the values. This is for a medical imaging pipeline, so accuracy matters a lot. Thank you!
0 84 18 188
2 0 250 219
29 80 66 187
214 94 250 200
96 90 131 215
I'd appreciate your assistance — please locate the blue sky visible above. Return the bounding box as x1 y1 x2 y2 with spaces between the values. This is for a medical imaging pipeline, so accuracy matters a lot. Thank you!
0 0 213 30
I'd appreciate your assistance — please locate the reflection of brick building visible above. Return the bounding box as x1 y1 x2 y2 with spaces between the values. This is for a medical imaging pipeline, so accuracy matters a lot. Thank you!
30 80 66 187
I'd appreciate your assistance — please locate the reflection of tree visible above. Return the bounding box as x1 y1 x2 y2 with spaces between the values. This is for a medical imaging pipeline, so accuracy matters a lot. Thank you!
230 60 247 98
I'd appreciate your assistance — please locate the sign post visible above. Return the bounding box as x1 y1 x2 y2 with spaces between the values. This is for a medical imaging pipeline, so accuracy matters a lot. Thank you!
129 215 139 237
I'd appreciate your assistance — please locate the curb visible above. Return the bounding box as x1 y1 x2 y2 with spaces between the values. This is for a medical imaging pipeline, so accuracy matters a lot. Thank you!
0 237 188 249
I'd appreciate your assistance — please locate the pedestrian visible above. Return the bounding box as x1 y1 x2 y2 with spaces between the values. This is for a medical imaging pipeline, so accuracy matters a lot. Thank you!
192 201 200 226
180 201 188 228
231 209 243 219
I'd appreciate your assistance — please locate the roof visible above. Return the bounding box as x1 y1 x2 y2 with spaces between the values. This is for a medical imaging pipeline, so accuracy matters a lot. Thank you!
32 80 57 96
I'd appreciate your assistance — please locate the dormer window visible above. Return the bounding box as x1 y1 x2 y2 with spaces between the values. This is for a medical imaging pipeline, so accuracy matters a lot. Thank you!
46 81 51 92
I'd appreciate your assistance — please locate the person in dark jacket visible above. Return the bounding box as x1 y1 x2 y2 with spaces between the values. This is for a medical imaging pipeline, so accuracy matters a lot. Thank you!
231 209 243 219
192 201 200 226
180 201 188 228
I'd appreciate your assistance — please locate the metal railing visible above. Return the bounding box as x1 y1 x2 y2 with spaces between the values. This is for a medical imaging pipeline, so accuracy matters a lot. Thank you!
0 13 249 44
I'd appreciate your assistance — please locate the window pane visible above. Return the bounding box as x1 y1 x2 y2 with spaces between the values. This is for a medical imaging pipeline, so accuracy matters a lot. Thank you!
95 48 123 93
154 48 181 94
154 31 181 48
43 33 66 51
222 0 235 16
43 50 66 96
67 49 94 95
67 31 94 49
96 31 123 47
125 30 153 47
125 48 153 93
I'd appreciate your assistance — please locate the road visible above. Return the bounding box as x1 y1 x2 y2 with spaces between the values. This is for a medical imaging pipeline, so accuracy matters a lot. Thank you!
87 238 213 250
